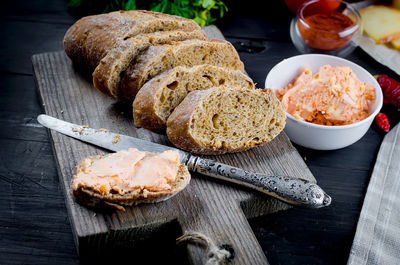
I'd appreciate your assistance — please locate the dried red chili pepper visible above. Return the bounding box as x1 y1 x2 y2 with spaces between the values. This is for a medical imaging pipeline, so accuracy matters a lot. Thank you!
377 75 400 108
375 113 390 132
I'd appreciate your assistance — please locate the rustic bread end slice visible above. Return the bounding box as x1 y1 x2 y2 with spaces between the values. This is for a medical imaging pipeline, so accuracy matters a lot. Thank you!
64 10 201 71
121 39 245 102
93 29 208 99
133 65 254 132
72 152 190 211
167 86 286 155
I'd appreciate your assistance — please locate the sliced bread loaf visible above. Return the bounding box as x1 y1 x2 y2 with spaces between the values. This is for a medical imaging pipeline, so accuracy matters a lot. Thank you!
166 86 286 155
93 29 208 98
120 39 245 101
64 10 201 71
133 65 254 132
72 149 191 211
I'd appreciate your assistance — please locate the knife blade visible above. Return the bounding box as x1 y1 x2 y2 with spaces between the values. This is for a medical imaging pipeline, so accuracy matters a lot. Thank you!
38 114 331 208
37 114 190 161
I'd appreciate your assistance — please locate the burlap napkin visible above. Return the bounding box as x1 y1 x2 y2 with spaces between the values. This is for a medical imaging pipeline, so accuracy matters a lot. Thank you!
357 35 400 77
347 122 400 265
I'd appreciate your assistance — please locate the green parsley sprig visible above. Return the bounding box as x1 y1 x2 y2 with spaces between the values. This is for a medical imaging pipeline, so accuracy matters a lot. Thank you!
67 0 228 27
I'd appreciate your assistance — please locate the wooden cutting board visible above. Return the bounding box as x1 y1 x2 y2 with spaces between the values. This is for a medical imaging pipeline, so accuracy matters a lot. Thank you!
32 26 316 265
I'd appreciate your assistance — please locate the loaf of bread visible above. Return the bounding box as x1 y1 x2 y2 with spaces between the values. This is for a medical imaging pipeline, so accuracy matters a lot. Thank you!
93 29 208 98
120 39 245 101
166 86 286 155
72 150 191 211
63 11 285 157
133 65 254 132
64 10 201 71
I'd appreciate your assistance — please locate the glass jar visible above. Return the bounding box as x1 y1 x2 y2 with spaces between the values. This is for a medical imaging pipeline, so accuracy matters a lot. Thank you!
290 0 361 57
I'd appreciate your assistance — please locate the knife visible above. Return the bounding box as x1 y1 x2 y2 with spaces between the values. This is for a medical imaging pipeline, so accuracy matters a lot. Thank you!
37 114 331 208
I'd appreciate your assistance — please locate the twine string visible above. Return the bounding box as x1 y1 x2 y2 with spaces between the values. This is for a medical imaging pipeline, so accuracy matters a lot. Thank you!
177 231 232 265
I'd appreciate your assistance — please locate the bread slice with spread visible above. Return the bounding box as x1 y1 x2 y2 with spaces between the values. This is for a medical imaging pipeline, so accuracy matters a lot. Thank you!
120 39 245 101
167 86 286 155
72 148 190 211
133 65 254 132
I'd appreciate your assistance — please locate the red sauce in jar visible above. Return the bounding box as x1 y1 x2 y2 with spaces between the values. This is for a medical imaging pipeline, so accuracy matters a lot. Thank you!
298 12 355 51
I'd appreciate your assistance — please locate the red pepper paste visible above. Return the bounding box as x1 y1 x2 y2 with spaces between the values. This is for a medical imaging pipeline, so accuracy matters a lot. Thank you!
298 12 355 51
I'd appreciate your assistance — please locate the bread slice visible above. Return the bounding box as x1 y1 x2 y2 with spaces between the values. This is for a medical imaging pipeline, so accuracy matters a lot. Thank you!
166 86 286 155
133 65 255 132
93 29 208 98
72 151 191 211
360 5 400 43
120 39 245 101
64 10 201 71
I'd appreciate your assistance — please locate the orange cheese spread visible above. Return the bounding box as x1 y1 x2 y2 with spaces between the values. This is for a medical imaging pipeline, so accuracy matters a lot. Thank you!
277 65 375 126
72 148 180 196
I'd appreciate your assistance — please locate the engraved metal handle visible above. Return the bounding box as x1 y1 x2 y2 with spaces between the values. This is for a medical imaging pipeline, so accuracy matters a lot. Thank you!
186 156 331 208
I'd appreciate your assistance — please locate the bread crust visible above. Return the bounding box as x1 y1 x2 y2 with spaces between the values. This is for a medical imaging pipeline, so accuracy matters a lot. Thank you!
120 39 245 102
166 87 286 155
167 89 215 154
72 153 191 211
133 65 254 132
92 30 207 99
63 10 201 72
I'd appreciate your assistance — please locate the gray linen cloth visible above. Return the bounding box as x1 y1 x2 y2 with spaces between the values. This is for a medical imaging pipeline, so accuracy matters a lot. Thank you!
348 122 400 265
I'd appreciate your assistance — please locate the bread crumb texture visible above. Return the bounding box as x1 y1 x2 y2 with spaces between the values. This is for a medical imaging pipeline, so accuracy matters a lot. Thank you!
121 39 245 101
133 65 254 131
167 86 286 155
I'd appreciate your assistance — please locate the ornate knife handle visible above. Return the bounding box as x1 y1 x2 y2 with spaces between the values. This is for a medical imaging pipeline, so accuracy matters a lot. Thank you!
186 156 331 208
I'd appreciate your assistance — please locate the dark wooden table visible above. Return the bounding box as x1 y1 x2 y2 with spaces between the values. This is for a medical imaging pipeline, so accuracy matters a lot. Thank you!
1 1 399 264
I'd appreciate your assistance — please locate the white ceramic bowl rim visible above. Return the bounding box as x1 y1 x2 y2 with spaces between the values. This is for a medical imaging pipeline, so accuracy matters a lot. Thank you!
265 54 383 130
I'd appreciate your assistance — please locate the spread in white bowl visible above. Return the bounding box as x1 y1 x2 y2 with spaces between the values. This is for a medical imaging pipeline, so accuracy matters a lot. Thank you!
277 65 375 126
265 54 383 150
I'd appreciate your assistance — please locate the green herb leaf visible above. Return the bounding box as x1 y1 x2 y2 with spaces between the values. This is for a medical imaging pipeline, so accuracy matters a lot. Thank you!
67 0 83 8
67 0 228 26
122 0 136 10
202 0 215 9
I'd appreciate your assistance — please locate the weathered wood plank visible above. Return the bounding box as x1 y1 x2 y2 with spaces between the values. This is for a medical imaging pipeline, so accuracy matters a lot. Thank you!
32 26 315 264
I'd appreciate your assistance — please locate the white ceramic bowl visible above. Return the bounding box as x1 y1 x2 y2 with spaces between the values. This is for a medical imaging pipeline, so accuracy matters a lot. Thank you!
265 54 383 150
